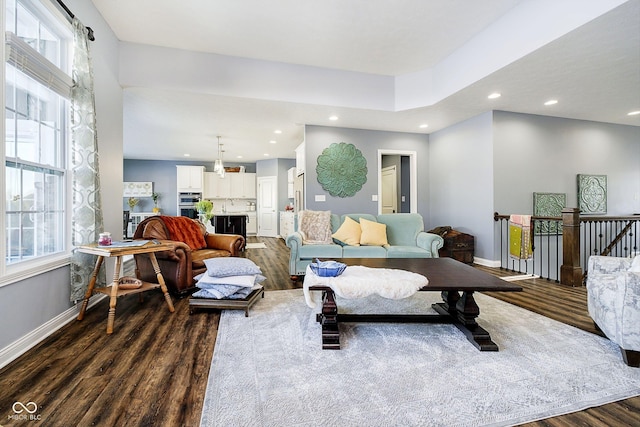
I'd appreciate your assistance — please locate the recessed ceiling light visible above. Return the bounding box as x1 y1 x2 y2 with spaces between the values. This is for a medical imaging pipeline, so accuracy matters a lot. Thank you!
544 99 558 106
183 154 190 157
264 153 270 157
628 110 640 116
329 115 339 121
274 129 282 134
488 93 501 99
419 124 428 129
237 155 243 159
269 140 277 144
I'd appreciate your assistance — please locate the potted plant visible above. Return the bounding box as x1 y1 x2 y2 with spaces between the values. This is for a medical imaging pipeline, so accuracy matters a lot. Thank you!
194 199 214 222
151 192 161 213
127 197 139 211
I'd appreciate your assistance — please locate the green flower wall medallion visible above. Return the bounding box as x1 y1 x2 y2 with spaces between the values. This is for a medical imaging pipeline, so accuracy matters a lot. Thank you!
316 142 367 197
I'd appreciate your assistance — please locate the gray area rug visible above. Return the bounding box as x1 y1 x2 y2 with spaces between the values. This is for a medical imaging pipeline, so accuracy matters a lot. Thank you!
200 289 640 426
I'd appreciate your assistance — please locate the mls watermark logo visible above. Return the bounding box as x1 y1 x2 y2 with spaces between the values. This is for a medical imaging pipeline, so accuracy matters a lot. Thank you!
8 401 41 421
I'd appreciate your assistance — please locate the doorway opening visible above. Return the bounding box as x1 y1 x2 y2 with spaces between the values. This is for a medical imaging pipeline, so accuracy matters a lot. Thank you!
377 150 417 214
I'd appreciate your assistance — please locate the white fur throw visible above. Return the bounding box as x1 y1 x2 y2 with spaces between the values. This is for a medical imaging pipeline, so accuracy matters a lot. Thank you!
298 210 333 244
303 265 428 308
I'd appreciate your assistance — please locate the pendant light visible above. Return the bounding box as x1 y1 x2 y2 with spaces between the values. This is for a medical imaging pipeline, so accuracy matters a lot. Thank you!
213 136 225 175
218 150 225 178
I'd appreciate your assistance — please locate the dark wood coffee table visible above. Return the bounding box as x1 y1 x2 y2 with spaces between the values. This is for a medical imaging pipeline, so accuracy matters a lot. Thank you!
308 258 522 351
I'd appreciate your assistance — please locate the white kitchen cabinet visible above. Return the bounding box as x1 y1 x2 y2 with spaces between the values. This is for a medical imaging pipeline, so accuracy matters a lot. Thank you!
280 211 295 239
229 173 256 198
177 165 204 192
243 173 257 198
246 212 257 234
203 172 215 198
204 172 256 199
203 172 230 198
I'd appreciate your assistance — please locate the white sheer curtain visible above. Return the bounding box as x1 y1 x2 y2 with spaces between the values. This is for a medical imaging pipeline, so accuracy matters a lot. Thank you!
69 18 104 301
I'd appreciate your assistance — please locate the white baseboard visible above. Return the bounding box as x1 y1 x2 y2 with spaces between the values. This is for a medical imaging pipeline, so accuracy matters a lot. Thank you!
473 257 501 268
0 294 107 370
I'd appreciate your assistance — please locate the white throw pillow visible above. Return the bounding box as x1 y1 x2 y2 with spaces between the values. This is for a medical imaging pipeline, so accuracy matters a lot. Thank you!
298 210 333 244
629 255 640 272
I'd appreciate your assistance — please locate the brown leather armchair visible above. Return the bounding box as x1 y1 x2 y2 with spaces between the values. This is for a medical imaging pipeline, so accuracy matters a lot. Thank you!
133 216 245 296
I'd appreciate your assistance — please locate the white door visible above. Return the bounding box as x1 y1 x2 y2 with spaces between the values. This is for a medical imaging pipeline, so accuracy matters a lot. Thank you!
381 166 398 214
257 176 278 237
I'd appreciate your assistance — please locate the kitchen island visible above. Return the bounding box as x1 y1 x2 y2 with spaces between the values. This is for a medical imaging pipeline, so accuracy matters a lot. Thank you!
213 214 247 241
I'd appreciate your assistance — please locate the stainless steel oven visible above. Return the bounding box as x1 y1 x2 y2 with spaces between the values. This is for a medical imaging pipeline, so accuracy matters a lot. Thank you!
179 207 198 219
178 192 201 218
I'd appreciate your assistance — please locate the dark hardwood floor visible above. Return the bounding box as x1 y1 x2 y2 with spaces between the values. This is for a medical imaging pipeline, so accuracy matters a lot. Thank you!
0 237 637 426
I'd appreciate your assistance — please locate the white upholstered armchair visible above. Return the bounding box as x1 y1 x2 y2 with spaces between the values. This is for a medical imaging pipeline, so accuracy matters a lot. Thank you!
586 255 640 367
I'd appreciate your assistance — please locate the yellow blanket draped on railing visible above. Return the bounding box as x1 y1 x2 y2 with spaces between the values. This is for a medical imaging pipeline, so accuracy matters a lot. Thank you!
509 214 533 260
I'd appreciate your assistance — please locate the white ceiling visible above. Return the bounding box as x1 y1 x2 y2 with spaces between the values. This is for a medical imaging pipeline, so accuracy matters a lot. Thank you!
91 0 640 163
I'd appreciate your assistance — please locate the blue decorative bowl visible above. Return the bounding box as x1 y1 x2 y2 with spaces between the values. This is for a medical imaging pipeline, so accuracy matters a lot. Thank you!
310 259 347 277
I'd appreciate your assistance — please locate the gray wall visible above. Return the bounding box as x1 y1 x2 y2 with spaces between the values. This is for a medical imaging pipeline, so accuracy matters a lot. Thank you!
429 110 640 261
0 0 124 354
493 111 640 216
304 125 430 220
429 112 495 258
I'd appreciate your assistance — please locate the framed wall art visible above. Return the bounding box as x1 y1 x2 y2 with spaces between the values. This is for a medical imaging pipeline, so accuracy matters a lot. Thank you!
123 181 153 197
577 174 607 214
533 192 566 234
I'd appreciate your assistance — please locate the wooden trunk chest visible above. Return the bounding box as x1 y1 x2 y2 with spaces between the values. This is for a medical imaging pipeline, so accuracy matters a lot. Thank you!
439 230 475 264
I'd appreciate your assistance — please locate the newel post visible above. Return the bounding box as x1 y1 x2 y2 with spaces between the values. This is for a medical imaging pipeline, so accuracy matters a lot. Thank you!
560 208 582 286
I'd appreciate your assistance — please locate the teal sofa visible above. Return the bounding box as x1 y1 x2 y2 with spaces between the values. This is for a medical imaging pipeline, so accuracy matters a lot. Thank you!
285 213 444 278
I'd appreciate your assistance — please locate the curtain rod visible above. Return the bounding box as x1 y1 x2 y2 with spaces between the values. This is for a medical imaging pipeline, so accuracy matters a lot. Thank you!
54 0 95 41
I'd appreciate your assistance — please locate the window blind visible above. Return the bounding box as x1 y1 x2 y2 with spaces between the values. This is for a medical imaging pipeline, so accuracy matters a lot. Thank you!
5 31 72 98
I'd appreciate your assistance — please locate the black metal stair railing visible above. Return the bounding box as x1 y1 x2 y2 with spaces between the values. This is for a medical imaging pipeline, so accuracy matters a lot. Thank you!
494 213 563 282
494 211 640 285
581 216 639 263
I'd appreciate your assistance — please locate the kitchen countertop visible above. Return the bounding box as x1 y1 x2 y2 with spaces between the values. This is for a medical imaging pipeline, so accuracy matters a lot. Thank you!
213 211 256 216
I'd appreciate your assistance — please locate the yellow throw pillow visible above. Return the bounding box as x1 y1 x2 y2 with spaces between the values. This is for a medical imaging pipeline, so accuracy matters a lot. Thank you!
332 216 361 246
359 218 388 246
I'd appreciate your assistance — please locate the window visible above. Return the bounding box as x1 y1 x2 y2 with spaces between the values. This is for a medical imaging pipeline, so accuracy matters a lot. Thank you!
3 0 72 279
